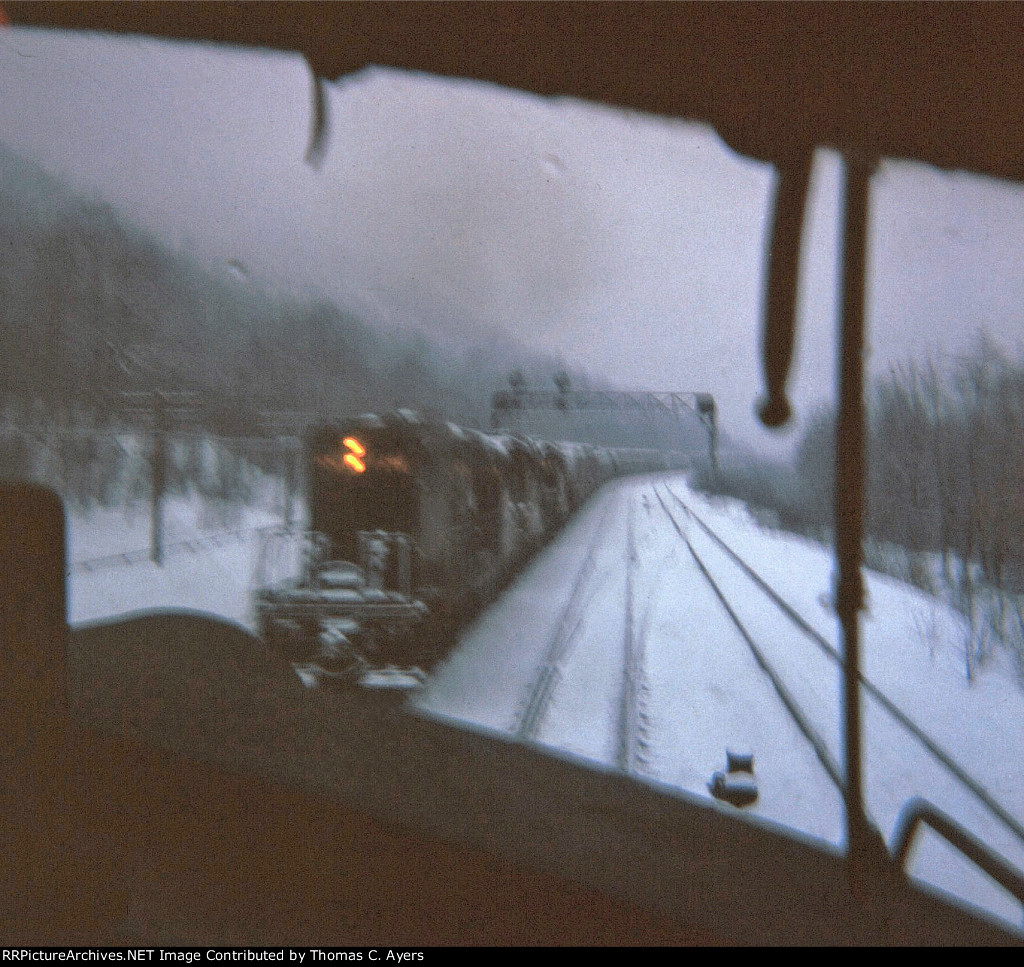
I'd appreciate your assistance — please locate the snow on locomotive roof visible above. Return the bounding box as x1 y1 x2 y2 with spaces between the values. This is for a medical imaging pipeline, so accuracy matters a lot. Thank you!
473 431 514 457
315 412 680 470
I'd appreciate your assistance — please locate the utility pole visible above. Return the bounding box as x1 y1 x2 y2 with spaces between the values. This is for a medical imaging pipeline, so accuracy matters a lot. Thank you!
695 393 718 475
284 440 298 526
256 410 317 527
119 388 199 567
150 391 166 565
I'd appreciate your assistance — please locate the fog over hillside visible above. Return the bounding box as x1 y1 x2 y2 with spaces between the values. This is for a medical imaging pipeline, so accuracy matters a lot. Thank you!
0 140 707 453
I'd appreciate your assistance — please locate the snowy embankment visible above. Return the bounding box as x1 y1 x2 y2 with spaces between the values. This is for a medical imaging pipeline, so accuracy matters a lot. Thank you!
68 493 285 629
673 481 1024 931
417 474 1024 933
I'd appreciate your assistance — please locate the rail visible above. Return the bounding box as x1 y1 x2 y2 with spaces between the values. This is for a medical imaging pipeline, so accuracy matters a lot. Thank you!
666 484 1024 854
618 495 652 776
515 497 618 742
653 485 845 793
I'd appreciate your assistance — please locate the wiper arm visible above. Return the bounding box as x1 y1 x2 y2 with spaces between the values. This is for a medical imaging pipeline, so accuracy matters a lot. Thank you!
893 797 1024 916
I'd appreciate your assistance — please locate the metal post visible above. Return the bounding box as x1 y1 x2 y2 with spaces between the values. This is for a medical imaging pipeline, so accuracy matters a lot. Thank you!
396 535 411 597
835 155 882 891
705 409 718 476
280 437 292 526
289 439 301 527
150 391 165 566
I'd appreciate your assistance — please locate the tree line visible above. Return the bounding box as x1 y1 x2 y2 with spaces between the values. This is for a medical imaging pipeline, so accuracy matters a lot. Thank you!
697 337 1024 682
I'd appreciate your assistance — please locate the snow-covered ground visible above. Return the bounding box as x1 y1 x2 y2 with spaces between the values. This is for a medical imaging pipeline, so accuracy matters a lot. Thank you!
68 494 283 628
416 474 1024 933
66 474 1024 933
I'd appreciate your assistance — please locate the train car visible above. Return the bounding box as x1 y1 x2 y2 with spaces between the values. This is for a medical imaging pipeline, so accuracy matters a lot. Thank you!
253 410 682 683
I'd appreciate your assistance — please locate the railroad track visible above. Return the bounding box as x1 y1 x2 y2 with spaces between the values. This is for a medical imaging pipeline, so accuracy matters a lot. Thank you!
652 483 845 796
514 495 618 742
425 474 1024 924
617 494 655 777
658 482 1024 855
514 490 659 780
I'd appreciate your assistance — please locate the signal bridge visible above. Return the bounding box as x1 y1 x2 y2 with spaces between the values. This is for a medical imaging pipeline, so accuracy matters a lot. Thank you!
491 388 717 470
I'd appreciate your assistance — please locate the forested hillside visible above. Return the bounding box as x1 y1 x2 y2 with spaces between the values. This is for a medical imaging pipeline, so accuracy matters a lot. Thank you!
695 338 1024 683
1 140 705 448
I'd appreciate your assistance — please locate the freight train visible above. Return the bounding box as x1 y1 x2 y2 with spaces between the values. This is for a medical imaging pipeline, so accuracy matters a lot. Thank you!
253 409 684 684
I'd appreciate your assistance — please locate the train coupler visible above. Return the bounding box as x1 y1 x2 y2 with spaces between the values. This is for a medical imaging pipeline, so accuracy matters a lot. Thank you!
290 617 427 691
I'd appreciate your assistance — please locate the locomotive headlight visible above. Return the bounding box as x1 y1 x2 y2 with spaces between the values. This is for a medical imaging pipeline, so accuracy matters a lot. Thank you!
316 435 368 473
342 437 367 473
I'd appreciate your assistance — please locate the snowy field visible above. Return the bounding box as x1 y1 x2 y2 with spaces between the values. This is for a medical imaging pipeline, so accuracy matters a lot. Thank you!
68 494 284 628
67 474 1024 934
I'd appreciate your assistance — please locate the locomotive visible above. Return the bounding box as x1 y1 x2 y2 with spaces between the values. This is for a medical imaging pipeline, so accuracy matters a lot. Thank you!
253 409 684 684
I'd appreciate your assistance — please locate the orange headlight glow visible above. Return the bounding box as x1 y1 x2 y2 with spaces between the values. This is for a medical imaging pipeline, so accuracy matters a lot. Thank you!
315 435 369 473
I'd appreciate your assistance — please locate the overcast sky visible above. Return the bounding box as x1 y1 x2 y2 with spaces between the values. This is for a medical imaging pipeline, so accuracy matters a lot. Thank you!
2 25 1023 454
